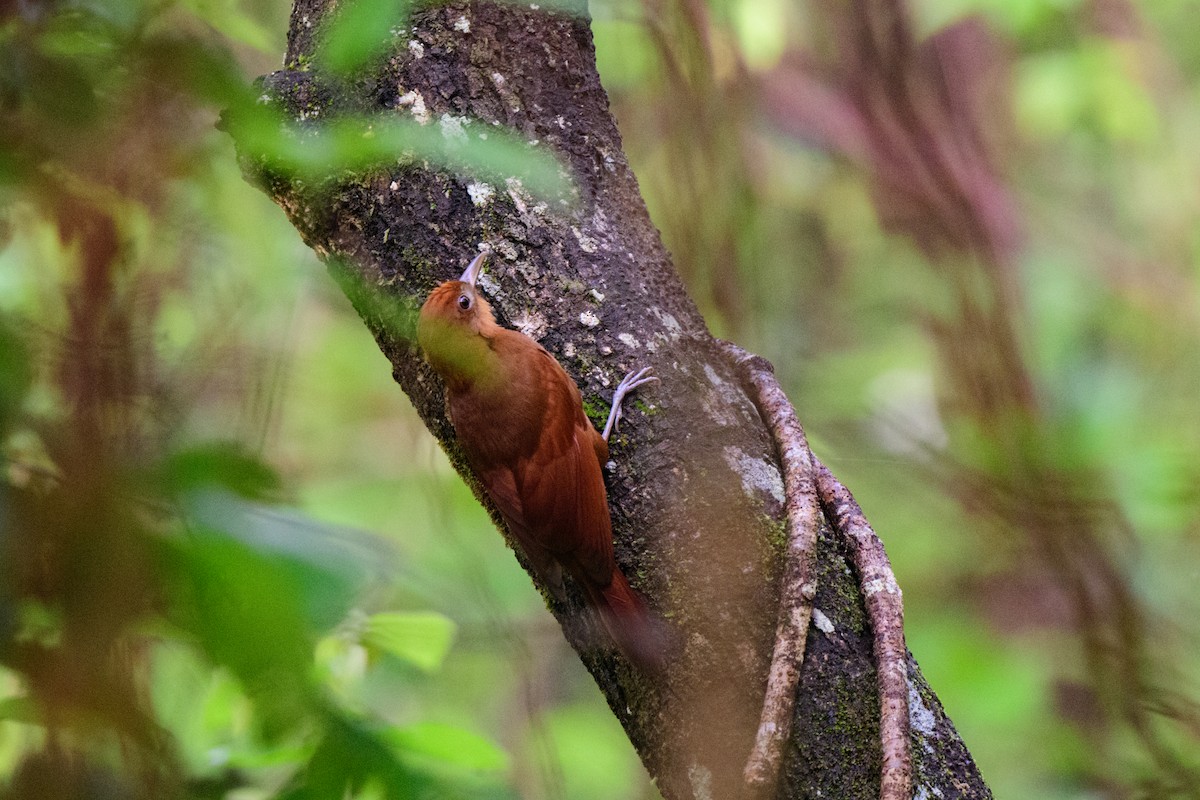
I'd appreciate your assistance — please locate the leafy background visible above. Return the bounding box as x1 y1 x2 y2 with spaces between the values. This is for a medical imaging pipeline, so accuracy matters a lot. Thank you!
2 0 1199 798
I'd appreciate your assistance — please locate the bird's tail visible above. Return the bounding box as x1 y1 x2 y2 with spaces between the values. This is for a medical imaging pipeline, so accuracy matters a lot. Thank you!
585 568 670 674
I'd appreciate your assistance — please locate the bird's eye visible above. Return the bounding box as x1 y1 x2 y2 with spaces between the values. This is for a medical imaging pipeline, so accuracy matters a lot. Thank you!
457 293 472 311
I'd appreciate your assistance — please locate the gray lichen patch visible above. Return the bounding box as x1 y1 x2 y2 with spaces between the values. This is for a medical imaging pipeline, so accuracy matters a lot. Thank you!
908 679 937 738
572 225 599 253
723 445 785 506
702 365 742 427
651 306 683 338
687 763 714 800
511 308 548 340
439 113 469 145
914 784 946 800
466 181 494 206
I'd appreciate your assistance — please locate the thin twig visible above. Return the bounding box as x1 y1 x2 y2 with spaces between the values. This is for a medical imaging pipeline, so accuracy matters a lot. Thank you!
719 341 822 788
813 460 912 800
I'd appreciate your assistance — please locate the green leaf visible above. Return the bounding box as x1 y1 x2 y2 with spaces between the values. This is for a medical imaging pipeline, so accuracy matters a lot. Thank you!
158 442 282 501
318 0 412 75
389 722 509 774
226 104 570 202
181 490 395 631
180 0 275 52
299 711 425 799
0 315 32 434
0 695 38 725
362 611 456 673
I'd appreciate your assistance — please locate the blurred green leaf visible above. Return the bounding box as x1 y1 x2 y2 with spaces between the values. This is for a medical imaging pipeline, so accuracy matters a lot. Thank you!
297 711 424 800
180 0 275 52
181 490 393 631
227 103 569 201
157 491 391 739
317 0 412 75
363 611 456 673
389 722 509 774
0 695 37 725
1016 41 1158 142
159 442 282 501
158 527 318 734
36 11 122 62
140 36 252 109
0 315 31 434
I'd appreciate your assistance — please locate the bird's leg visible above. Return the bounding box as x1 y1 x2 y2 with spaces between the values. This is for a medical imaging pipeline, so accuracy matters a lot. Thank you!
602 367 658 442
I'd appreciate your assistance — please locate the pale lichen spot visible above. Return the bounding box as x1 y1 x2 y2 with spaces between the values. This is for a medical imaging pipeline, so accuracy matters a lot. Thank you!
617 333 641 350
505 177 529 215
704 364 745 415
864 576 902 598
512 309 548 340
439 113 469 145
396 90 429 124
588 288 605 303
572 226 598 254
579 310 600 328
723 446 785 504
687 763 714 800
563 341 576 358
812 608 834 634
493 240 519 261
914 785 945 800
454 15 470 32
909 679 937 738
408 39 425 58
651 306 683 338
466 182 494 207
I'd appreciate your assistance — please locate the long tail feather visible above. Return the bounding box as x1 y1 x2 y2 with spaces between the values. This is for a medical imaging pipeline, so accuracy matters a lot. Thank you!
585 569 669 674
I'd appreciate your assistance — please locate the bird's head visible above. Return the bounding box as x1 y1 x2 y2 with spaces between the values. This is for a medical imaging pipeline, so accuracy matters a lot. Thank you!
417 252 499 386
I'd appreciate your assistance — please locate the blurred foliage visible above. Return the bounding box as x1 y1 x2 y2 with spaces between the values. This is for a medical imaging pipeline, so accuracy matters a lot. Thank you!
4 0 1200 798
0 0 578 797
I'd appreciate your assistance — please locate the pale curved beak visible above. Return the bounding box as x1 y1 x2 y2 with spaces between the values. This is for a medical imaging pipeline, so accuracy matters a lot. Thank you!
460 251 487 286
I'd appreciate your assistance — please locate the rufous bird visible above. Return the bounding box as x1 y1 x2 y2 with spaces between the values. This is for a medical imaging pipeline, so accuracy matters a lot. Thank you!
417 252 663 671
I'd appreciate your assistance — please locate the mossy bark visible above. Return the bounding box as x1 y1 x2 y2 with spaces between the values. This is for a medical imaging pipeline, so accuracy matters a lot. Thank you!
235 1 992 797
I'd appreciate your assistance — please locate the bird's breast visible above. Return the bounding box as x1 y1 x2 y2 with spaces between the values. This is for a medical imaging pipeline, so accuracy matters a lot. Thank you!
447 382 546 468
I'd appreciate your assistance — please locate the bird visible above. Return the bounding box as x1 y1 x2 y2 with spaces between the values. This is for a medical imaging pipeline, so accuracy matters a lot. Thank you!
417 251 664 671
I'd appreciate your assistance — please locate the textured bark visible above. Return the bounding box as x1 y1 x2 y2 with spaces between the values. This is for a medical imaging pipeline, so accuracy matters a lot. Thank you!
236 1 992 797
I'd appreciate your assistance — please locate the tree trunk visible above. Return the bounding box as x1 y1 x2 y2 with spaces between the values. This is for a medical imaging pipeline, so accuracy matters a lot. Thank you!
235 1 991 797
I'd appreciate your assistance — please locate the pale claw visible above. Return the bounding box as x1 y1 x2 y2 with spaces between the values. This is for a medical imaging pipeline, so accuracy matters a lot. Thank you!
602 367 659 441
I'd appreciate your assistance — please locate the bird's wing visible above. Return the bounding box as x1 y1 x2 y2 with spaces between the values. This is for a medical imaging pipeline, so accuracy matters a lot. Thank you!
511 351 616 588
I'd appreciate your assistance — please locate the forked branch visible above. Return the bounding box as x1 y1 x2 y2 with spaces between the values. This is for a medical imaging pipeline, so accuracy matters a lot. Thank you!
722 340 912 800
720 342 822 787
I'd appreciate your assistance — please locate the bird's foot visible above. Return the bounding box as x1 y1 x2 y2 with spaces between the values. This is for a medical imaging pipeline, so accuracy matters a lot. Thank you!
602 367 658 442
